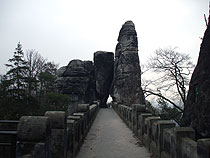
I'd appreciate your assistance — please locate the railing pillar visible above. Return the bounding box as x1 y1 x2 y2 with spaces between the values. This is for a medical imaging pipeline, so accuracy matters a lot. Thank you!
197 138 210 158
16 116 51 158
45 111 67 158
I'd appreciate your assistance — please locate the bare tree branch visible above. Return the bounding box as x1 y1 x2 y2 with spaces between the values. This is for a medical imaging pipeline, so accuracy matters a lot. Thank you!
143 47 194 113
143 90 184 112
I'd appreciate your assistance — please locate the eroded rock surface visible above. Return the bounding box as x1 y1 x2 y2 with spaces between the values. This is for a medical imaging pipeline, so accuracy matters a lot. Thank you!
94 51 114 108
111 21 145 106
182 21 210 138
55 60 96 114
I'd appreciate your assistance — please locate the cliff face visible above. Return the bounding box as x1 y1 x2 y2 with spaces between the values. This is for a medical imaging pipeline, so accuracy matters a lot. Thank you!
182 21 210 138
111 21 145 106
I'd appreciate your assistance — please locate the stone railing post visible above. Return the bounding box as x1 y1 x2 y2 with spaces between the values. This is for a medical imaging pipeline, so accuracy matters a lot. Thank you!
138 113 152 141
197 138 210 158
16 116 51 158
170 127 195 158
157 120 175 155
67 115 81 155
131 104 146 135
143 116 160 151
180 137 197 158
150 120 175 157
74 104 90 138
66 119 75 158
45 111 67 158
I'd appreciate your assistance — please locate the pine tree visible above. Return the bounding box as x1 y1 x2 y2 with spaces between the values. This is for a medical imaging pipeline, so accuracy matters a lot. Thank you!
5 42 28 99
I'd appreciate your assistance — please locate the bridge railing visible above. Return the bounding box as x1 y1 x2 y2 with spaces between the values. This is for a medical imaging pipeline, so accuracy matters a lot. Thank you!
15 101 99 158
112 102 210 158
0 120 19 158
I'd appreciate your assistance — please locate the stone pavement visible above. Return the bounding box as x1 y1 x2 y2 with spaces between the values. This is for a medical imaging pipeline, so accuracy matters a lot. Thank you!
76 108 150 158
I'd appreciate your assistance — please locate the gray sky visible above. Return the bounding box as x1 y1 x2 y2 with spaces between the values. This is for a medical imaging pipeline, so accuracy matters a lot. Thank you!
0 0 209 74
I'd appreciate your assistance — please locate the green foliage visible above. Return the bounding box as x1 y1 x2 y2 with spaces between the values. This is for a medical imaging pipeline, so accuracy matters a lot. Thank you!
0 42 66 120
5 42 28 99
157 97 182 124
39 92 70 114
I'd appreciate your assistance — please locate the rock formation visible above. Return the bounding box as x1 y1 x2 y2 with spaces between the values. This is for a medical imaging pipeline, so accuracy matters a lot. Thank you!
182 20 210 138
55 20 145 109
55 60 96 114
94 51 114 108
111 21 145 106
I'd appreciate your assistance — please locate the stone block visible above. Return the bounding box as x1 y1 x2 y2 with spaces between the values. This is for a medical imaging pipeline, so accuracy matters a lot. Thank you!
44 111 67 158
180 137 197 158
132 104 146 134
138 113 152 140
170 127 195 158
67 115 81 121
33 143 47 158
145 116 161 151
17 116 51 142
143 134 149 150
162 128 172 155
135 104 146 112
45 111 66 129
77 104 89 112
66 118 79 156
150 140 159 158
73 113 87 138
17 116 51 158
157 120 176 152
197 138 210 158
50 129 66 158
66 119 75 156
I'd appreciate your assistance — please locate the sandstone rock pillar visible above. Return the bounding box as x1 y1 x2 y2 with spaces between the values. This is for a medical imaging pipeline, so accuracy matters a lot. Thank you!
111 21 145 106
94 51 114 108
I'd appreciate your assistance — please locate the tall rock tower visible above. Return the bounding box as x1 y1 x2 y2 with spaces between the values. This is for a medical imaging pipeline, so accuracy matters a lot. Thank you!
94 51 114 108
111 21 145 106
182 19 210 138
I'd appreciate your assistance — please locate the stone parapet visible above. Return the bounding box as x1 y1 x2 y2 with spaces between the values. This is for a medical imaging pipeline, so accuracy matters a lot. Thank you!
112 101 210 158
16 102 99 158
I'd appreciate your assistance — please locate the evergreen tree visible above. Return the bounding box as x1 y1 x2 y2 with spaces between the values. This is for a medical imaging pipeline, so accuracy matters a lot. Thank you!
157 97 182 125
5 42 28 99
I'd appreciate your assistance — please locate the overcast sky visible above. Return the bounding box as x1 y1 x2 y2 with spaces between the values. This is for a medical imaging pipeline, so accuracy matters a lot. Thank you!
0 0 209 74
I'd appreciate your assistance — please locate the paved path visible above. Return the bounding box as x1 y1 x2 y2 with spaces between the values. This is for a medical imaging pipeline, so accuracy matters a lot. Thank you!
76 108 150 158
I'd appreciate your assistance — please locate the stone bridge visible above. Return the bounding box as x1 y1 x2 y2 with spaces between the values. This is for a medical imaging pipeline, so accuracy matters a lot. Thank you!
1 19 210 158
1 102 210 158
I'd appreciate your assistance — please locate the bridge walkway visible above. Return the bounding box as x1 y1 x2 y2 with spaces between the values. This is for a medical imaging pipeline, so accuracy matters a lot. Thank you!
75 108 150 158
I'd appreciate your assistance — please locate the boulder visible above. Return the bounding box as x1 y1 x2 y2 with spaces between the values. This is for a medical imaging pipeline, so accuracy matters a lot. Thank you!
55 60 96 115
111 21 145 106
94 51 114 108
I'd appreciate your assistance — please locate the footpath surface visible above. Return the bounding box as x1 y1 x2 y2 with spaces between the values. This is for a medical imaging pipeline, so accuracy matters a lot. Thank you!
76 108 150 158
